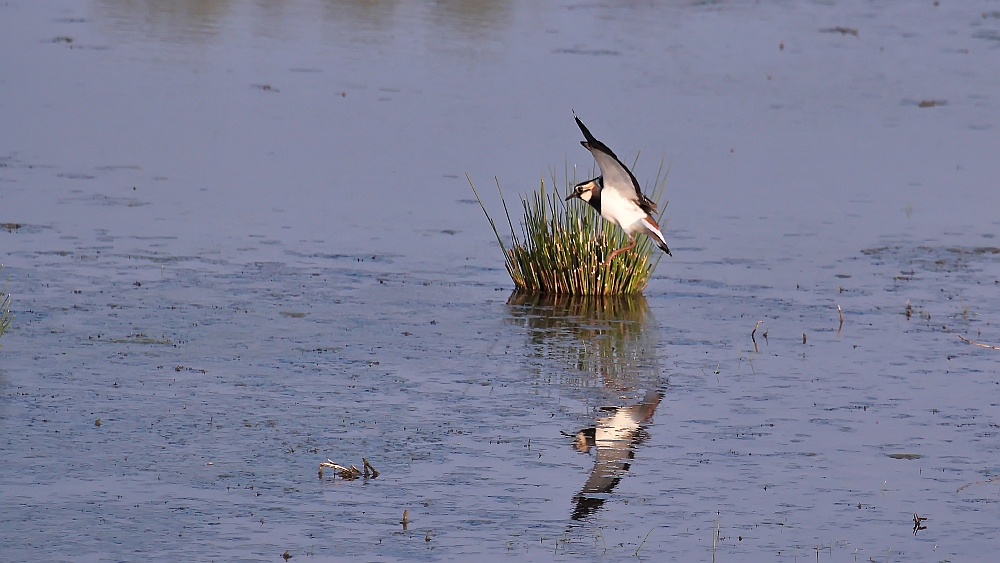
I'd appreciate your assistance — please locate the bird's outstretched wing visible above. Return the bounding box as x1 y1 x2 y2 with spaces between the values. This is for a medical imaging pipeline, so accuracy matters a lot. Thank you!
569 390 662 521
575 114 657 214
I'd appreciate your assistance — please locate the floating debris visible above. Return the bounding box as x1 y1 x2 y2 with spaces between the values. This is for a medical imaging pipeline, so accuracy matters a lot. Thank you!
363 458 380 478
319 458 379 480
751 320 763 353
319 461 360 479
0 272 11 339
820 27 859 37
957 334 1000 350
956 476 1000 493
912 513 928 535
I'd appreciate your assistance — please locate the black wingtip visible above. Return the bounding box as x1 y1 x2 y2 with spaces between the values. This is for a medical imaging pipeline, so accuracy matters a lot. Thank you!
574 113 597 144
658 237 672 256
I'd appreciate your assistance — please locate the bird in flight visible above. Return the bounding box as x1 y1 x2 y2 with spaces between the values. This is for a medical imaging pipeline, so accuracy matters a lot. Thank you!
566 114 672 264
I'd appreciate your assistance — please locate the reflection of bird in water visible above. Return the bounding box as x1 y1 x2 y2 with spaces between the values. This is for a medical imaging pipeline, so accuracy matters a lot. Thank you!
565 114 672 264
566 390 663 520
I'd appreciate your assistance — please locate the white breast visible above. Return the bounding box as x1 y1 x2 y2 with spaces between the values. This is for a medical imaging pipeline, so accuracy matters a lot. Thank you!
600 190 648 234
594 408 642 445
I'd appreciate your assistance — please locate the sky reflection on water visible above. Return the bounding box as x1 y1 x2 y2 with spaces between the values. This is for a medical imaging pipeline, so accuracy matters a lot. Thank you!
2 1 1000 561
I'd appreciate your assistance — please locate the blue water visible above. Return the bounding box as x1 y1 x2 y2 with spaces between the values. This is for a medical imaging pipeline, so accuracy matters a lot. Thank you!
2 1 1000 561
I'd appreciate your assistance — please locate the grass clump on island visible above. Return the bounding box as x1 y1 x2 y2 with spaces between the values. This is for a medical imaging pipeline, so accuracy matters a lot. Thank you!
469 161 669 295
0 266 12 339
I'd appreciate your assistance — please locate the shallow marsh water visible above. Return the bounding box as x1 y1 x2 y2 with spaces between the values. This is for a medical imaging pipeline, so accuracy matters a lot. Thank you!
2 1 1000 561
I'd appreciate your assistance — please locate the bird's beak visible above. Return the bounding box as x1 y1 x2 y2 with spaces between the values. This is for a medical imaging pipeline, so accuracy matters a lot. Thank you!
565 189 581 201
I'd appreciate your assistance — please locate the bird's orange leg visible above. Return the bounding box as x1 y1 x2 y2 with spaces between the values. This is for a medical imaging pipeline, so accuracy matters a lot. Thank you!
604 234 636 266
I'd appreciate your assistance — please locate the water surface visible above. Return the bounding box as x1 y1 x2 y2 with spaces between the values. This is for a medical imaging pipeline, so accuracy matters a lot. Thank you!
2 1 1000 561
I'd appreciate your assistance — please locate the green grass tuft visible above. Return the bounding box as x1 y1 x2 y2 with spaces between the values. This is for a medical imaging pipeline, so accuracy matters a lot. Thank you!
0 266 12 339
469 161 669 295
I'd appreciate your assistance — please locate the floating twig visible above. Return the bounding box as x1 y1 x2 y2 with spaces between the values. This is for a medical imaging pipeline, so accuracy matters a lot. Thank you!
634 527 654 557
957 334 1000 350
0 272 12 339
912 513 928 535
400 510 409 530
751 320 763 353
820 26 859 37
319 457 380 480
711 520 720 562
363 457 380 478
956 476 1000 493
318 459 362 479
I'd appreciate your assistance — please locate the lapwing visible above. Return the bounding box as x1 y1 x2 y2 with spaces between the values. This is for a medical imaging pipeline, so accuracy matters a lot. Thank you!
565 390 663 520
566 114 672 264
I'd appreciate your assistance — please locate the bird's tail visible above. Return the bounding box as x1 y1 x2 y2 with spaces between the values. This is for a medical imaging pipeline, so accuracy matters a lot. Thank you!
640 216 672 257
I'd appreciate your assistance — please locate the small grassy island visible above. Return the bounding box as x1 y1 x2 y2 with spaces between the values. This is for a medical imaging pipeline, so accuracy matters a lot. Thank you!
470 166 668 296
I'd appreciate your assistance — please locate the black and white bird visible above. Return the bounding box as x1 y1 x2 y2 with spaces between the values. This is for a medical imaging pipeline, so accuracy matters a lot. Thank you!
566 115 672 264
566 390 663 520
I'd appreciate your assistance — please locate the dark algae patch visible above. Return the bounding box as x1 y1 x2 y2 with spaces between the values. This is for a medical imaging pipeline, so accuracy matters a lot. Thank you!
887 453 924 460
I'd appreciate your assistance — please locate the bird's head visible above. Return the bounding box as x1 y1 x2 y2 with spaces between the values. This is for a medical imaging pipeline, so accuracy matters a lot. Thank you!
566 177 601 203
572 428 596 453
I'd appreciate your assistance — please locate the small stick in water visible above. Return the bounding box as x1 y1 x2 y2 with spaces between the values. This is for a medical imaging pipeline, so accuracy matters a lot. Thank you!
837 304 843 336
319 460 362 479
751 320 763 353
957 334 1000 350
363 458 380 478
912 513 928 535
957 475 1000 493
401 510 409 530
